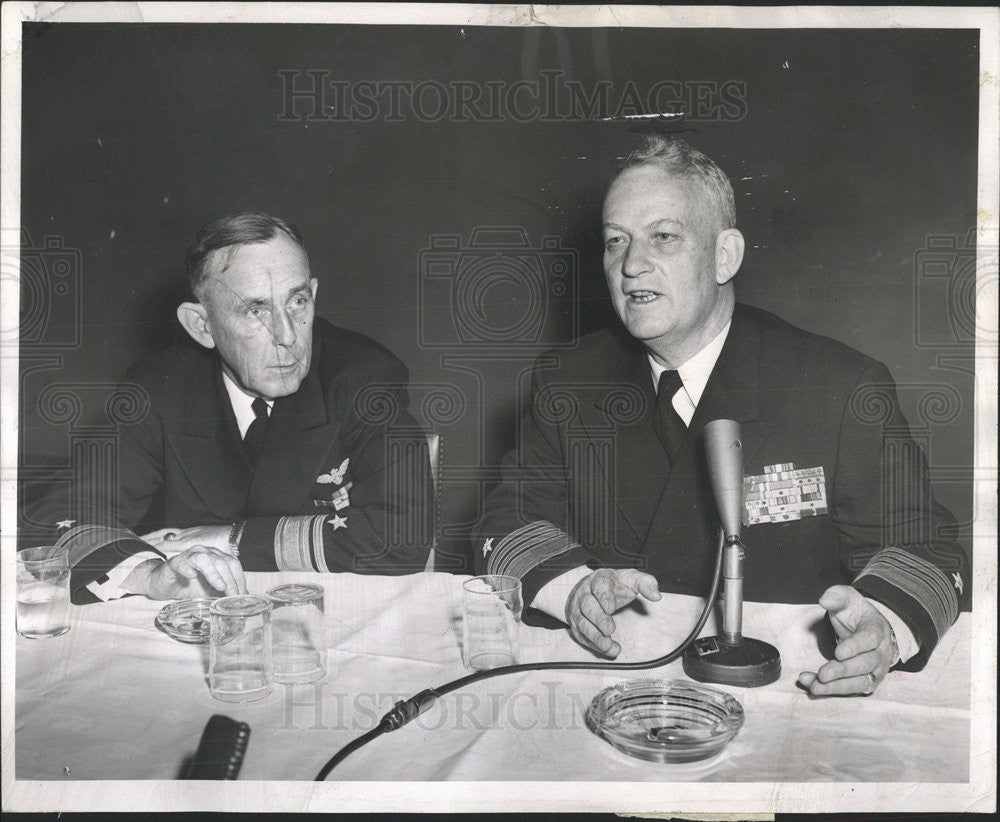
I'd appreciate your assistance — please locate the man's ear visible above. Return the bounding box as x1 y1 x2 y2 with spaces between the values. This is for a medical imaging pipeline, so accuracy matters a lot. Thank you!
715 228 745 286
176 301 216 349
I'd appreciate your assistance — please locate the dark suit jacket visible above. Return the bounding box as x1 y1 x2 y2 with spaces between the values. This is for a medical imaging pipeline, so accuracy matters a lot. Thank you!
54 319 433 601
477 304 970 669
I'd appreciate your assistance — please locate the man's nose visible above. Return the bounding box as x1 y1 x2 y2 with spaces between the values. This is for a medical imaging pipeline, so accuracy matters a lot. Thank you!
271 308 297 347
620 240 650 279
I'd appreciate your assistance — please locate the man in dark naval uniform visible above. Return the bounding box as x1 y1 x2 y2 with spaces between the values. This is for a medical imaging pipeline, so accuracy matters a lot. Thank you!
43 212 432 603
477 137 970 697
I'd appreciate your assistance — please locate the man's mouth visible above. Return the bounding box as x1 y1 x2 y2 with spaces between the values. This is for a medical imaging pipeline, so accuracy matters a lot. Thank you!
626 290 661 304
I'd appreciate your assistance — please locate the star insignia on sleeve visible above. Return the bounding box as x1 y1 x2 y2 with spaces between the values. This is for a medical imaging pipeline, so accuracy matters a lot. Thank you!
952 573 963 595
482 538 494 557
55 519 76 530
329 514 348 530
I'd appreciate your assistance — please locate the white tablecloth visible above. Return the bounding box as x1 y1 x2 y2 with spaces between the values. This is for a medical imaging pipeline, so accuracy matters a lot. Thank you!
14 571 970 785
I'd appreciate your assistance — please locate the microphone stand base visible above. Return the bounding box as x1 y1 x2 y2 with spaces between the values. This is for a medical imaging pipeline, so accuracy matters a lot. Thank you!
682 636 781 688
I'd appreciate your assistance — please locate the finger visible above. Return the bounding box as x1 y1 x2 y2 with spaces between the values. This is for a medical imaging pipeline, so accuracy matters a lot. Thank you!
569 614 611 652
158 541 190 558
218 554 246 596
571 616 610 653
184 551 231 593
162 552 199 579
157 535 193 553
818 584 852 614
206 552 241 596
834 624 882 661
169 534 203 551
797 671 818 690
579 593 616 637
590 574 618 615
634 572 661 601
570 616 618 657
802 671 878 697
610 580 639 606
816 649 882 684
230 559 247 594
140 528 175 542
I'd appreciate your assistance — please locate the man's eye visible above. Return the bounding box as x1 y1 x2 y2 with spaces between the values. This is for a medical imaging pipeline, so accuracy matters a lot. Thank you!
654 232 677 243
604 236 626 249
246 306 266 317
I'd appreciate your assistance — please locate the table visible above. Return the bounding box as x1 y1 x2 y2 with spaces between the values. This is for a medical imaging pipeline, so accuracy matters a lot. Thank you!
10 571 975 810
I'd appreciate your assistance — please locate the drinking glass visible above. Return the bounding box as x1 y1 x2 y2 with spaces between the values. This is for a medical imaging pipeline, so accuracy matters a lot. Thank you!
209 595 273 702
266 582 326 684
16 546 71 639
462 575 522 671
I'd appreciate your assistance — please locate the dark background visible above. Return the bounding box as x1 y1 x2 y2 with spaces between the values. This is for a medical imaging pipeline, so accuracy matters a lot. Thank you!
17 24 980 570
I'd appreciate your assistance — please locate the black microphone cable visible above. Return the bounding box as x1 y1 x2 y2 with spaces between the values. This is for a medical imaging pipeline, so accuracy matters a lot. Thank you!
314 529 726 781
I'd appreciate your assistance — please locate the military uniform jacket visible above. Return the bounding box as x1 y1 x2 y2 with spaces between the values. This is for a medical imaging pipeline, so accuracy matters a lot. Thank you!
477 304 970 670
55 319 433 601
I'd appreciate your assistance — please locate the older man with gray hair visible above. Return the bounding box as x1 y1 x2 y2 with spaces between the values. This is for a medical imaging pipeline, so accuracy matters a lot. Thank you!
478 136 970 697
39 212 433 601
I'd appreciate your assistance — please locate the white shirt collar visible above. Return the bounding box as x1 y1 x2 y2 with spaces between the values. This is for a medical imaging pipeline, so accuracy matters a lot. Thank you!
221 370 273 439
647 320 732 425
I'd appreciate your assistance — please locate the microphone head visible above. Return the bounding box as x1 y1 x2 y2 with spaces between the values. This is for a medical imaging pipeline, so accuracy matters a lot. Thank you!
703 419 743 540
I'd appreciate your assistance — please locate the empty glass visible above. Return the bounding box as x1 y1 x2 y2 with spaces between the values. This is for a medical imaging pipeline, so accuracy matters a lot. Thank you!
266 582 327 684
462 575 522 671
209 595 273 702
16 546 71 639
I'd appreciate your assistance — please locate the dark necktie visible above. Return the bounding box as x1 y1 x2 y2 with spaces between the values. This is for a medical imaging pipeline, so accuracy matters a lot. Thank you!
654 369 687 463
243 397 270 466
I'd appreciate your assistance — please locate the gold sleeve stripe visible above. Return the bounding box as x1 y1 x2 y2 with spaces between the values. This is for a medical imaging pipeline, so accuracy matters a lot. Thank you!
274 518 285 570
312 516 329 573
487 520 580 579
855 547 958 640
274 515 327 572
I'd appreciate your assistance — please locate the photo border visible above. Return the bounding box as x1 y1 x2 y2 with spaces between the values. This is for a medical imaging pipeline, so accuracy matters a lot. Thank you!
1 2 996 814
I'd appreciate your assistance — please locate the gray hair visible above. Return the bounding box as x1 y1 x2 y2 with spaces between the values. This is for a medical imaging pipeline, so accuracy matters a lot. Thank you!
185 211 306 298
613 136 736 230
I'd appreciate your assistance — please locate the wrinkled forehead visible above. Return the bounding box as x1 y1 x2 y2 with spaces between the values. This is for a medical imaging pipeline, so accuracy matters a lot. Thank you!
202 236 311 302
603 165 720 230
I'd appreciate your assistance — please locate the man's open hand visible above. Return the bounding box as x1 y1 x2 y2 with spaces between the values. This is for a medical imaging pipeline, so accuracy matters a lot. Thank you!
124 545 246 600
565 568 661 658
797 585 897 697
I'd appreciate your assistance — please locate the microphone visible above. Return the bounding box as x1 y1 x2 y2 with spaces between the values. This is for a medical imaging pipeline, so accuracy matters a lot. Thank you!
681 420 781 687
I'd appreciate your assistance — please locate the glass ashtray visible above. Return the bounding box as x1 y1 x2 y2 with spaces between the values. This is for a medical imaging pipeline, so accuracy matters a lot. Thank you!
155 598 215 643
586 678 744 763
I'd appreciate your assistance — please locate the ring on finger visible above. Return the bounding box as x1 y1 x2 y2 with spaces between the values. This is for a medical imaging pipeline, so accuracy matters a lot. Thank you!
864 670 878 694
164 532 177 541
